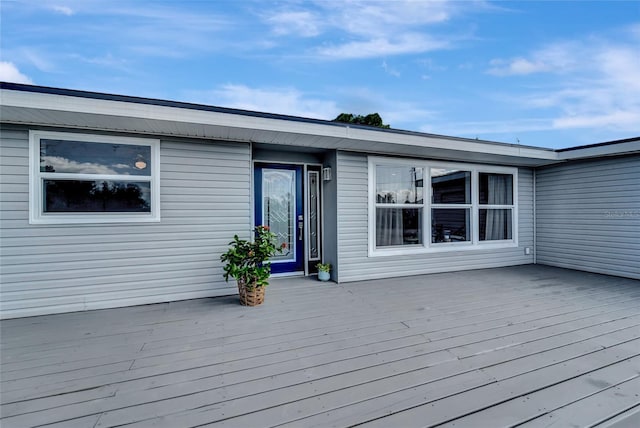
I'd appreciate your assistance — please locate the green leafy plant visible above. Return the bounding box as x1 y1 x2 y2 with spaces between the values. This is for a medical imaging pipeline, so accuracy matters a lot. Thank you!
316 263 331 273
221 226 286 290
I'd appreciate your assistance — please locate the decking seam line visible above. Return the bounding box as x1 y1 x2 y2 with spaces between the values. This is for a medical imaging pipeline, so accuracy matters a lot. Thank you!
11 322 639 425
588 401 640 428
458 314 640 359
4 276 630 349
508 373 640 427
5 299 637 385
3 304 640 405
344 352 640 428
3 304 637 392
3 284 635 356
243 343 640 428
139 331 640 426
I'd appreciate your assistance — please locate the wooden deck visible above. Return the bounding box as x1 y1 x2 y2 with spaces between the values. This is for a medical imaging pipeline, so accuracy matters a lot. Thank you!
1 265 640 427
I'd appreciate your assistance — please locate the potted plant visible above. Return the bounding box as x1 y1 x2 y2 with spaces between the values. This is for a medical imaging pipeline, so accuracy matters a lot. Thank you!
220 225 285 306
316 263 331 281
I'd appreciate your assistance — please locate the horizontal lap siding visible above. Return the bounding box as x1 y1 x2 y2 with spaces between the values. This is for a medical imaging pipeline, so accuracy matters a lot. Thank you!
336 152 533 282
536 155 640 279
0 127 251 318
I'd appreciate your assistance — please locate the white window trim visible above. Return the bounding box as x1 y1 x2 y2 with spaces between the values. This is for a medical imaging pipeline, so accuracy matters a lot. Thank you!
29 130 161 224
368 156 518 257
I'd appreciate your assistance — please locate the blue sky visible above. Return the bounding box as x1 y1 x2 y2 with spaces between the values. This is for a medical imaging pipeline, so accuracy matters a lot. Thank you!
2 1 639 148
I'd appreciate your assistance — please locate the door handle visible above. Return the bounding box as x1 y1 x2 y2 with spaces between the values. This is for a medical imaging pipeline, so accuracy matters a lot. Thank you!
298 215 303 241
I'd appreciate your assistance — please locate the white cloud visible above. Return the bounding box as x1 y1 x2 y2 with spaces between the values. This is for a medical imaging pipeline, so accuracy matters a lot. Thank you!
263 0 471 59
553 110 639 130
325 0 453 37
51 5 74 15
381 60 400 77
14 48 56 72
203 84 339 120
317 33 450 59
0 62 33 84
42 156 120 175
266 11 321 37
487 42 579 76
487 30 640 133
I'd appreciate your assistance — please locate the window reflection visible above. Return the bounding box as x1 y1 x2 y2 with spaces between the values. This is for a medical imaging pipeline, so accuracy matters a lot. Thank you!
431 169 471 204
432 208 470 243
376 166 423 204
44 180 151 212
40 140 151 176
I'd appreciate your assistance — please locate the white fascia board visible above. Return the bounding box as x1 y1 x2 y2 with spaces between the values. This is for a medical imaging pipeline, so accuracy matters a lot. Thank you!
2 88 559 162
343 126 558 161
0 89 346 137
557 140 640 160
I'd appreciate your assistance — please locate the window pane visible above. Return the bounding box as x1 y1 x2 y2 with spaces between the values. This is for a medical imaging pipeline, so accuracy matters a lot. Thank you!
432 169 471 204
44 180 151 212
376 208 423 247
479 173 513 205
40 140 151 176
432 208 470 243
480 209 513 240
308 171 320 260
376 166 423 204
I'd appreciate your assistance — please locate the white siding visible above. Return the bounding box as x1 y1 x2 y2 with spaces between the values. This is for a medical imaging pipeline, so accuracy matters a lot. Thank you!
335 152 534 282
0 127 251 318
536 155 640 279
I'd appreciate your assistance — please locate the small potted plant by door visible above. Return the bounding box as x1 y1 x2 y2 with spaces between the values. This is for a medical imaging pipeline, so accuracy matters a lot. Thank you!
316 263 331 281
221 226 285 306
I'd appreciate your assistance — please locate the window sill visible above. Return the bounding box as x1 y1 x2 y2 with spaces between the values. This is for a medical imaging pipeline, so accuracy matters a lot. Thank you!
369 240 518 257
29 214 160 225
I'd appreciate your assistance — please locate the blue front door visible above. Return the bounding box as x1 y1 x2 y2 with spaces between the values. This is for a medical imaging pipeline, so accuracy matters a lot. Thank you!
254 164 304 274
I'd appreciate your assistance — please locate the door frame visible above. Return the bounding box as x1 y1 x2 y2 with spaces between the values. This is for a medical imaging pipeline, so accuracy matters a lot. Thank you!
252 160 324 276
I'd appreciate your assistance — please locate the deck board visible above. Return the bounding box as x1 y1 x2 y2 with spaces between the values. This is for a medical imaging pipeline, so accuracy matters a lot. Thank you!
1 265 639 427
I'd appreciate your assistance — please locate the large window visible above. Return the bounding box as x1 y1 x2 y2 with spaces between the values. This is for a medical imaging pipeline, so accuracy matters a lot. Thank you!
369 157 517 255
30 131 160 224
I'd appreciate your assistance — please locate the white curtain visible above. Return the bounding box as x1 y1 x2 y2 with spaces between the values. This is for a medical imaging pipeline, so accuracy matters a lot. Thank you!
485 175 511 240
376 208 404 246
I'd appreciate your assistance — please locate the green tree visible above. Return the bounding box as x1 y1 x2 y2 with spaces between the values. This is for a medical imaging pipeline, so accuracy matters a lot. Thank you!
333 112 390 129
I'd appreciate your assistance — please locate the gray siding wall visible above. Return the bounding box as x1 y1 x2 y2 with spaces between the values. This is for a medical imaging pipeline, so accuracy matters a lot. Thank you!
536 155 640 279
322 150 338 281
0 126 251 319
336 152 534 282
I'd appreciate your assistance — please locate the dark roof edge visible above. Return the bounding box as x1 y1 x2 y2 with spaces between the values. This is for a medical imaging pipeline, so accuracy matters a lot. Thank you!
556 136 640 152
0 81 553 152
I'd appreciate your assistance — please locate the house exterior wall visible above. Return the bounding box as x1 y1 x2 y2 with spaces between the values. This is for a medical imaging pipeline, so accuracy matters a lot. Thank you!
322 150 339 281
0 126 252 319
335 151 534 282
536 154 640 279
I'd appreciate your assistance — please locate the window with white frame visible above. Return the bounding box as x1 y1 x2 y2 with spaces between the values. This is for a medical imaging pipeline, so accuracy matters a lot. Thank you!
29 131 160 224
368 157 517 256
478 172 513 241
374 164 424 247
